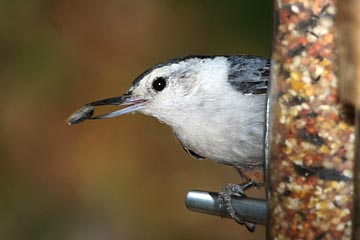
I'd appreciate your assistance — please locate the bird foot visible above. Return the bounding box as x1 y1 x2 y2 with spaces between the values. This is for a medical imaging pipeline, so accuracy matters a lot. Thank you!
218 181 256 232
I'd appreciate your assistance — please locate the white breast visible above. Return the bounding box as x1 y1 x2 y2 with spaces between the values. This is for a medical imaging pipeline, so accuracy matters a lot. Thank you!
169 57 266 166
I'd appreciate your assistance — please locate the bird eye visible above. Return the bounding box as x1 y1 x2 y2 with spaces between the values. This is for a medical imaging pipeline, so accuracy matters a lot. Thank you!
152 77 167 92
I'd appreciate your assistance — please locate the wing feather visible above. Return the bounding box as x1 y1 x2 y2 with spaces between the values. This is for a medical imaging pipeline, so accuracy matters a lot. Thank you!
227 55 270 95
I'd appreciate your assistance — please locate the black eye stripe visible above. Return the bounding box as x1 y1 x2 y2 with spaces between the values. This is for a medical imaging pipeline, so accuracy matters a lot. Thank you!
152 77 167 91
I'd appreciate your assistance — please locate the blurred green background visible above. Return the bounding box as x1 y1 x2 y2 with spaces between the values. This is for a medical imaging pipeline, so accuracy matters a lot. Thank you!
0 0 272 239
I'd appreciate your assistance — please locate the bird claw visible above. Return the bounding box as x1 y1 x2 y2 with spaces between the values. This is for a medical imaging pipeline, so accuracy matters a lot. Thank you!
218 181 256 232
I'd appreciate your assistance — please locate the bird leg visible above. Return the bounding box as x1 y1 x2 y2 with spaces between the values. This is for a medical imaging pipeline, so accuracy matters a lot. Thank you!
218 181 256 232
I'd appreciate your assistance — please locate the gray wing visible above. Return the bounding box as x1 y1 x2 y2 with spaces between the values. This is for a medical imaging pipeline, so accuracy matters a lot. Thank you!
227 55 270 95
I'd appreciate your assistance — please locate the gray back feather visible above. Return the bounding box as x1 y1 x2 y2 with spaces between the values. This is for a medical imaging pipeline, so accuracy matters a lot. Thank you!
227 55 270 95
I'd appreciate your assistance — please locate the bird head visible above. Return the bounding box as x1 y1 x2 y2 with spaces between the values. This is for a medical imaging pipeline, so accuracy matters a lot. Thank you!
67 56 220 125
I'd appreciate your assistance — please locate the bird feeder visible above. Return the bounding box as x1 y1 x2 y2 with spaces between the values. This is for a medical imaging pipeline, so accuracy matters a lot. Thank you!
267 0 355 239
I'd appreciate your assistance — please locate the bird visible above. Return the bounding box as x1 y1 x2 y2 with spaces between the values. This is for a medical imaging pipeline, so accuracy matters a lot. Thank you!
67 55 270 231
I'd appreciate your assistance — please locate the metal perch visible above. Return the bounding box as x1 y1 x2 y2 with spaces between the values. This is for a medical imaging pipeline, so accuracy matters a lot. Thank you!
185 190 267 225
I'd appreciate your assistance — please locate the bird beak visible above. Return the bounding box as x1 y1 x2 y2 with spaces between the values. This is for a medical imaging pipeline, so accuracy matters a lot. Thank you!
67 92 148 125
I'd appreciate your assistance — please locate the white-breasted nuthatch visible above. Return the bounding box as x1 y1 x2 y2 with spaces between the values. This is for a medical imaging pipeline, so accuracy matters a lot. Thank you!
67 55 270 231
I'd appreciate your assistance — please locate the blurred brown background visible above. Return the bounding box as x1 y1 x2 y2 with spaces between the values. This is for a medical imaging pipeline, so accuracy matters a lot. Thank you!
0 0 272 239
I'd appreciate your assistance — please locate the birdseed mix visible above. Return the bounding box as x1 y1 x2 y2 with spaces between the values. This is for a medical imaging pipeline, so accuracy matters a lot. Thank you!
268 0 355 239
